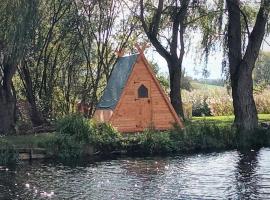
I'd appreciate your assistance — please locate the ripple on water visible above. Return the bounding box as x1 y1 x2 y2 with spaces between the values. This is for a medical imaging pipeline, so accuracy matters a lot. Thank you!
1 149 270 199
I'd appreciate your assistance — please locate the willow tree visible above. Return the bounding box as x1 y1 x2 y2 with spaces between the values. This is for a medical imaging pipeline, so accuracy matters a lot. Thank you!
138 0 192 119
226 0 270 131
73 0 136 117
193 0 269 131
0 0 36 134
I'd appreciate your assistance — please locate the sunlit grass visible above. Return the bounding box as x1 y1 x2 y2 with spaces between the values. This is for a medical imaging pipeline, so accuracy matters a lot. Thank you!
2 132 55 148
192 114 270 127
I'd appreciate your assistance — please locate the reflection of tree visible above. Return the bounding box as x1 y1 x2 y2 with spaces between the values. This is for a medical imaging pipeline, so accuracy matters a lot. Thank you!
119 158 169 198
235 150 259 199
0 167 17 199
120 158 167 178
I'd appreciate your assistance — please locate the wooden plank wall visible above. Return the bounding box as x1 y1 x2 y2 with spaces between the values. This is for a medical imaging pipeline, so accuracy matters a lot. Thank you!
110 55 179 132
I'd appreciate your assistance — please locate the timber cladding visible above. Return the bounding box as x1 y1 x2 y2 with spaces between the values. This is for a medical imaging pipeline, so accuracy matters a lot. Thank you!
94 53 184 132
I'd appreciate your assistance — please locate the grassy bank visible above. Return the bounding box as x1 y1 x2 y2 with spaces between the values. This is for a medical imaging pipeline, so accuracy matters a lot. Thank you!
192 114 270 127
3 133 55 148
1 114 270 164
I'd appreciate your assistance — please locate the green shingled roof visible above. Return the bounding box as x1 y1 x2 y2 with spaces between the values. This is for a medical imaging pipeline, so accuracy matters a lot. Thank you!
97 54 139 109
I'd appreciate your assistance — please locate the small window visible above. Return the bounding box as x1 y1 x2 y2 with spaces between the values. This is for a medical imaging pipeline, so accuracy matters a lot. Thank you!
138 84 148 98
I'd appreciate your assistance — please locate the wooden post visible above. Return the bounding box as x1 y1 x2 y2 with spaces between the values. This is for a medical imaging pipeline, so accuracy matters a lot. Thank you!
135 43 150 54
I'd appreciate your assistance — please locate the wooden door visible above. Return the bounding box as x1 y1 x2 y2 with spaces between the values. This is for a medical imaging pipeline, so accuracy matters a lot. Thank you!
135 81 152 129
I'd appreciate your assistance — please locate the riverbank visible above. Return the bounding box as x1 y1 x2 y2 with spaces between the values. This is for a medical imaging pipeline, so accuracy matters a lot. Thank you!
1 114 270 165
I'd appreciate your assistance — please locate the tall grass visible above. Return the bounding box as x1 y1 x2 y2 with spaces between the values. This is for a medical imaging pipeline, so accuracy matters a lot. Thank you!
183 87 270 116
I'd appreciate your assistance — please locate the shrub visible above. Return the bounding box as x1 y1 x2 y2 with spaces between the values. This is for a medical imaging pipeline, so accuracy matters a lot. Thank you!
47 114 94 160
124 124 238 155
56 114 94 142
192 97 211 116
92 122 122 154
0 139 19 165
124 129 173 155
185 123 236 150
47 114 122 159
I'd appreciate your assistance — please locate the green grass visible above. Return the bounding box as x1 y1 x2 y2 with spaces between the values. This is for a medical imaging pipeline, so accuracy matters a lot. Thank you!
2 132 55 148
1 114 269 157
192 114 270 127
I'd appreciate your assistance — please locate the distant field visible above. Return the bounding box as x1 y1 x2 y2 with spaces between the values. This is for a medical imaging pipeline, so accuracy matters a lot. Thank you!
190 81 224 90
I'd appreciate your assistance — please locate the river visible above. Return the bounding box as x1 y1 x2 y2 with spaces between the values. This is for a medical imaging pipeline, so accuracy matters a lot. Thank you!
1 148 270 199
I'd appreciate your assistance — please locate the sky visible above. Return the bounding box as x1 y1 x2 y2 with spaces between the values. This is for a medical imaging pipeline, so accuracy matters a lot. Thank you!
146 36 270 80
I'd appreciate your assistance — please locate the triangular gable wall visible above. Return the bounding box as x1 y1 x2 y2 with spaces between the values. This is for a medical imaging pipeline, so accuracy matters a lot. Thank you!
109 53 183 132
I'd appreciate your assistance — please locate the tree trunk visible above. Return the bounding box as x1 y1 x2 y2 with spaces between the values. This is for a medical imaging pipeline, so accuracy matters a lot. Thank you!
139 0 189 120
168 62 184 119
27 94 45 127
19 62 45 127
227 0 269 131
231 66 258 130
0 90 16 135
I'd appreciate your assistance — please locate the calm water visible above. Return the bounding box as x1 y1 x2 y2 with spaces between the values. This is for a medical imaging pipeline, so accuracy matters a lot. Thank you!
1 148 270 200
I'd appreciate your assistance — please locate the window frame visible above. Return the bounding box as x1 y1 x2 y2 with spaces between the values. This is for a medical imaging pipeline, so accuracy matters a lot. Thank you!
138 84 149 98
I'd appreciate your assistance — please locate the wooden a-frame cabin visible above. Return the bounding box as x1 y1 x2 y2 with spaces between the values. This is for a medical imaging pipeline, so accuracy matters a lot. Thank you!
93 47 184 132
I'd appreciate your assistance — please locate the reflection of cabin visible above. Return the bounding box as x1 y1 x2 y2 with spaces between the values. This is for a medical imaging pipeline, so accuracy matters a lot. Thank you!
93 51 183 132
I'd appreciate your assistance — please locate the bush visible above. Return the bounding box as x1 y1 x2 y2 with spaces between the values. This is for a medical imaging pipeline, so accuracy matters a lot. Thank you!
192 97 211 116
92 122 122 154
0 139 18 165
124 129 173 155
123 124 238 155
47 114 122 159
56 114 94 142
186 123 236 150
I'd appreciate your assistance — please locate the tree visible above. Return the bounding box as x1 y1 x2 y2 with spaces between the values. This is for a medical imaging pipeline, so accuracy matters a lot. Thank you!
139 0 191 119
73 0 136 117
254 52 270 86
226 0 270 131
0 0 36 134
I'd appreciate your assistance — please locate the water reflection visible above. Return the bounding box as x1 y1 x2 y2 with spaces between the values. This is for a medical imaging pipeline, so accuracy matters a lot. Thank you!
120 158 168 176
1 149 270 199
235 150 259 199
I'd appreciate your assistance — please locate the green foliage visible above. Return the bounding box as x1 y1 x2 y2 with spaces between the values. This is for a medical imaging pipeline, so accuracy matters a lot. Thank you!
180 123 236 150
0 139 18 165
56 114 94 143
48 114 94 160
124 130 172 155
124 124 235 155
47 114 122 159
91 122 122 154
192 97 212 116
254 52 270 85
3 115 270 160
4 133 55 149
47 133 84 160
